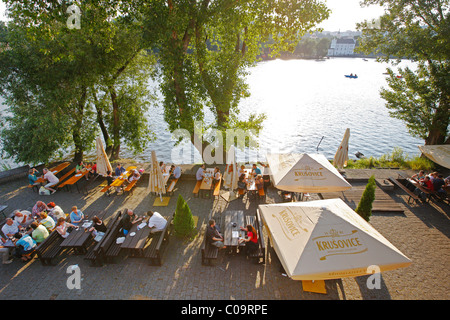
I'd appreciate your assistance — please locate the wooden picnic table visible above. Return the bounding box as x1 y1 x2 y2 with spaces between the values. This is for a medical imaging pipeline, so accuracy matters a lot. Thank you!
36 162 71 184
223 210 245 251
111 166 137 187
198 168 215 198
60 211 107 254
120 218 151 257
61 168 91 193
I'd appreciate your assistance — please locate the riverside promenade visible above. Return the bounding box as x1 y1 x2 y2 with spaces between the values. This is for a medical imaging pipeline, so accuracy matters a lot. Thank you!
0 163 449 300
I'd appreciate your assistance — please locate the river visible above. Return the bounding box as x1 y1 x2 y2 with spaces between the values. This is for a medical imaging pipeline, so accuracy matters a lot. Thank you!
0 57 423 168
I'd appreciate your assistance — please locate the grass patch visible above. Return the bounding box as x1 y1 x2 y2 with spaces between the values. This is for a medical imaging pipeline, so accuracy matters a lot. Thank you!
338 147 435 171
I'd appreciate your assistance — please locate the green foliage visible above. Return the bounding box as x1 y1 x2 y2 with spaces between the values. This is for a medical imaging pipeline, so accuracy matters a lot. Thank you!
356 0 450 145
344 148 435 171
173 194 197 240
355 175 376 222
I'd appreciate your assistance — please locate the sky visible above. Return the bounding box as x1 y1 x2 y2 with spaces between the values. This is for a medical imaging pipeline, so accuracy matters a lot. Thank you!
0 0 385 31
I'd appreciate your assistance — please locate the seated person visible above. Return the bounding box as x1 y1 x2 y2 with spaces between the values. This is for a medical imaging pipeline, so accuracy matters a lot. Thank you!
238 165 246 177
75 161 85 174
127 169 141 183
237 174 248 196
89 162 97 179
119 209 143 236
168 165 181 184
42 168 59 194
196 164 206 181
414 175 434 202
88 216 107 241
212 167 221 188
160 161 167 173
146 211 167 234
69 206 84 226
412 170 426 181
28 168 40 187
38 212 56 231
55 218 76 239
13 233 37 262
105 170 115 195
255 174 264 191
32 201 49 218
433 174 447 198
13 210 34 228
29 221 49 244
47 202 66 221
1 219 20 263
251 164 262 177
206 219 226 249
114 163 126 178
238 224 258 257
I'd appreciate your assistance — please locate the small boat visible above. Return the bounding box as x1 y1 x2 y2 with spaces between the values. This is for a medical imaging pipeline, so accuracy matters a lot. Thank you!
345 74 358 79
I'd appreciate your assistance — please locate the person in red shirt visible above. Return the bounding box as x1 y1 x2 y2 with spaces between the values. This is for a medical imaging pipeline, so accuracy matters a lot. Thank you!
239 224 258 257
420 176 434 191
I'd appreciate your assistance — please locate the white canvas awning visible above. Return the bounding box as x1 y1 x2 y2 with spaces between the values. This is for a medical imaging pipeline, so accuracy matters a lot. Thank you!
334 128 350 169
223 145 239 191
266 153 352 193
95 137 112 177
258 199 411 281
148 150 166 199
418 145 450 169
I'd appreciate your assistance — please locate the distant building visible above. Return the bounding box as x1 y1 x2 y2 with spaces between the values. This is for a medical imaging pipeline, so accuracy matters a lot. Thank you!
328 38 356 56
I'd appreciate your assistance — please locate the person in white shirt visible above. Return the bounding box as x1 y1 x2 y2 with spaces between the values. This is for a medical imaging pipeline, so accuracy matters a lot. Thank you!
47 202 66 221
1 218 20 264
43 168 59 194
13 210 33 227
146 211 167 234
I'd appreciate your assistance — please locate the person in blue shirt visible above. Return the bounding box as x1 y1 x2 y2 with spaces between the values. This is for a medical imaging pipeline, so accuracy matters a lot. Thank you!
28 168 39 186
69 206 84 226
115 163 126 177
14 233 37 262
252 164 262 177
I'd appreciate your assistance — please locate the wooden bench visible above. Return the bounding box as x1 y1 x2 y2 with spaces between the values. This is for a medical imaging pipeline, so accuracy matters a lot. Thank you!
56 167 76 190
167 179 178 196
84 211 122 267
103 210 127 263
123 179 139 195
28 184 39 193
193 180 202 198
257 188 266 203
213 179 221 199
35 230 66 266
388 177 420 204
144 216 173 266
201 220 221 266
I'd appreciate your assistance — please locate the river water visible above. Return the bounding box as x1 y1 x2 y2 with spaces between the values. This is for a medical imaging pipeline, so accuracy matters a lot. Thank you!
0 57 424 168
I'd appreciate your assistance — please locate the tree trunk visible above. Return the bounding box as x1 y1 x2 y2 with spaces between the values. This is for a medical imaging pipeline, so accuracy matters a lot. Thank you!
93 92 113 157
72 87 87 162
109 86 121 161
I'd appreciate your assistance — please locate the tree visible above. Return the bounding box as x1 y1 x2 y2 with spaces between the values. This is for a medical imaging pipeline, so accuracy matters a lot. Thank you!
356 0 450 145
140 0 330 160
355 175 376 222
173 194 197 240
0 1 156 164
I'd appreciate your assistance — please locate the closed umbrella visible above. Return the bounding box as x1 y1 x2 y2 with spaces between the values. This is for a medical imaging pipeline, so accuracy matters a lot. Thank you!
266 153 352 194
223 145 239 191
258 199 411 281
95 137 112 177
334 128 350 170
418 145 450 169
148 150 166 202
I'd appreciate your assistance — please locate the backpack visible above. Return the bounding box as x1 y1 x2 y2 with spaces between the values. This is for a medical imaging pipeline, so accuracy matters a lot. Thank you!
39 186 51 196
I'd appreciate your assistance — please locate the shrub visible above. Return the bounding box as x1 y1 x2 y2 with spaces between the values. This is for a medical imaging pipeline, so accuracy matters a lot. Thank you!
173 194 197 240
355 175 376 222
